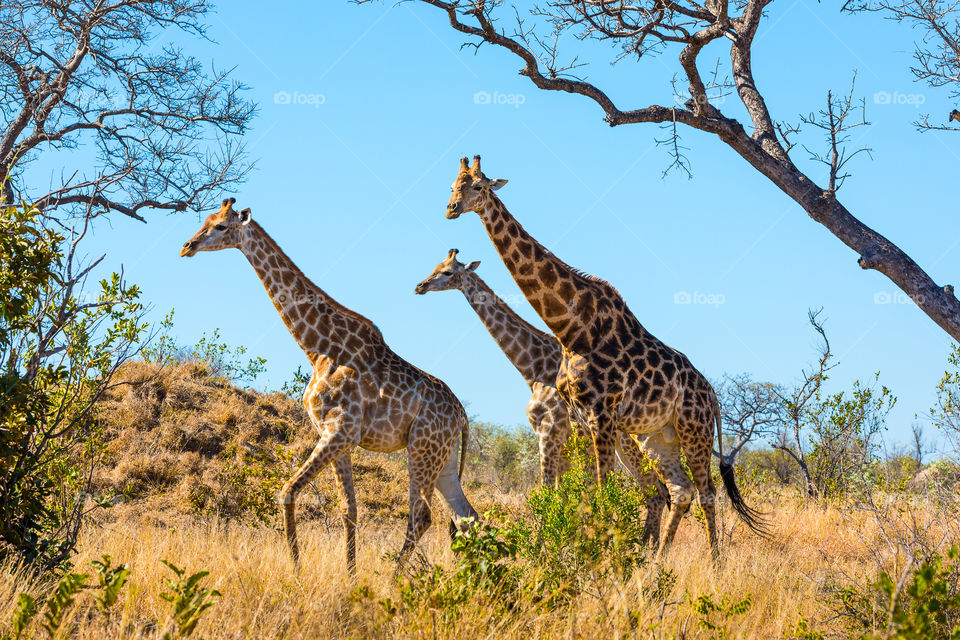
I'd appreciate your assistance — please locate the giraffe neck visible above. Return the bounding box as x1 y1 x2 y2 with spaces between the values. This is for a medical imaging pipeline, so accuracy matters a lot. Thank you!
476 195 610 351
458 272 561 385
239 221 381 364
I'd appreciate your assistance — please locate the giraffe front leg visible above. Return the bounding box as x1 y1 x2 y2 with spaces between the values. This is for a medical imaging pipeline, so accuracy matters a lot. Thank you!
589 408 619 482
333 453 358 575
280 394 360 571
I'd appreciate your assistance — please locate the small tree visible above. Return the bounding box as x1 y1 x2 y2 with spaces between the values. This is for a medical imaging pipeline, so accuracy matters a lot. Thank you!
805 375 895 497
774 310 835 498
714 373 785 466
931 343 960 456
774 310 896 498
0 201 147 568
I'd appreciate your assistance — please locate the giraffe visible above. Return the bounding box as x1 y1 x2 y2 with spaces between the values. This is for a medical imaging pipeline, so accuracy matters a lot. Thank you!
443 157 767 560
413 249 669 542
180 198 478 573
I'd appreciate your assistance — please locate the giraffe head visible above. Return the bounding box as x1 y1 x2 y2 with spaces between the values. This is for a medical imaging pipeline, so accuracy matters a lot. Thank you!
414 249 481 295
180 198 252 257
446 155 508 219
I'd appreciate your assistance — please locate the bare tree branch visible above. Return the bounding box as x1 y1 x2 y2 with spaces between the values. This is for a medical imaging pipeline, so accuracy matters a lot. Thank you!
0 0 256 222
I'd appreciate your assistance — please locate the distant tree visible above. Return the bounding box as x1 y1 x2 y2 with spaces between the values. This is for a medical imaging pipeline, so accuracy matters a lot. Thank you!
377 0 960 342
774 310 834 498
910 423 932 466
714 373 784 467
931 344 960 456
0 0 255 221
773 310 895 498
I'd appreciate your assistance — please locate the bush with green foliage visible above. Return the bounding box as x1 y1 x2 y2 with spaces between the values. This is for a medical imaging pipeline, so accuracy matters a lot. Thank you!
375 429 656 630
0 556 219 640
0 203 147 569
836 544 960 639
468 422 539 491
144 310 267 385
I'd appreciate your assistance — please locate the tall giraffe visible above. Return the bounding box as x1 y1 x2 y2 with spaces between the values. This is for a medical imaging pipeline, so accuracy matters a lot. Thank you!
414 249 669 541
180 198 478 573
443 157 766 559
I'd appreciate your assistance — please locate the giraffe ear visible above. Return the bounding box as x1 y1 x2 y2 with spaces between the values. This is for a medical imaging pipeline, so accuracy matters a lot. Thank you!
489 179 508 191
465 260 480 272
237 208 252 225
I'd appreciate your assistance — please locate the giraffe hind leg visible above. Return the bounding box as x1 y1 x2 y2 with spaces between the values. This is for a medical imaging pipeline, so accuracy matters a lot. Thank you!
637 428 693 559
677 415 721 564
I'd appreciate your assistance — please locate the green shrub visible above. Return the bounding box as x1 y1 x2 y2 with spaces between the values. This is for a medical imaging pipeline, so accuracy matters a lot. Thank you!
522 429 652 590
837 544 960 639
0 203 147 569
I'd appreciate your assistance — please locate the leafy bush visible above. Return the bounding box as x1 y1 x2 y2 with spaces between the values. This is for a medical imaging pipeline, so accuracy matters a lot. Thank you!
160 561 221 639
143 310 266 385
189 444 292 525
378 429 656 630
0 203 147 569
837 544 960 639
522 429 652 590
1 555 129 639
1 556 220 640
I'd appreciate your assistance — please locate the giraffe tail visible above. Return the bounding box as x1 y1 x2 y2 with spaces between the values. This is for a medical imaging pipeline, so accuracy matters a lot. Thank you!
458 419 469 480
714 395 770 538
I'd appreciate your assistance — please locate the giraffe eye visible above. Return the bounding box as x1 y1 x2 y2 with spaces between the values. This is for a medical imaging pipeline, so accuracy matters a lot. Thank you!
472 185 482 191
215 224 226 231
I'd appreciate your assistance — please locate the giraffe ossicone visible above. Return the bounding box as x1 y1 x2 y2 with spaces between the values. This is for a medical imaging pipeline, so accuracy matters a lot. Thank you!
181 198 478 574
444 156 768 561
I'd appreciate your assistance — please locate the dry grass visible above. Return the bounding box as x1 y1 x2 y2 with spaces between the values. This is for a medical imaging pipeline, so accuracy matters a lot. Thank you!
2 361 958 638
2 494 955 639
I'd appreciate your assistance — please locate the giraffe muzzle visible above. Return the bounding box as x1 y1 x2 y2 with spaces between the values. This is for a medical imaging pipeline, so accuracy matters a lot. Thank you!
446 202 463 219
180 240 197 257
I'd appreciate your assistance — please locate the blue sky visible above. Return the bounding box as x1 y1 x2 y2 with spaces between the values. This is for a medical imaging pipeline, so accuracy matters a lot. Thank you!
76 1 960 450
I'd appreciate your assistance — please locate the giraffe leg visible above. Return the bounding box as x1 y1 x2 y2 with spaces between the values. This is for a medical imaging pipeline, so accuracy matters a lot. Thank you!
616 432 669 547
589 408 619 481
528 385 570 487
333 453 358 574
435 434 479 535
279 431 353 568
639 428 693 559
398 436 449 560
678 416 721 564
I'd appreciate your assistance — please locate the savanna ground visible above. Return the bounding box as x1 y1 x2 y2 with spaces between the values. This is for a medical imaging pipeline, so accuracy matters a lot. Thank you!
3 358 960 639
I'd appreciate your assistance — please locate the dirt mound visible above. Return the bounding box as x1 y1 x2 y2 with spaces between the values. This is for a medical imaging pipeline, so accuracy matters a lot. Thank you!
92 361 408 527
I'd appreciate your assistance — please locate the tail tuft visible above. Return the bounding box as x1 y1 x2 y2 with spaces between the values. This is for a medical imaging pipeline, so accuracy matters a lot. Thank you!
719 458 770 537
